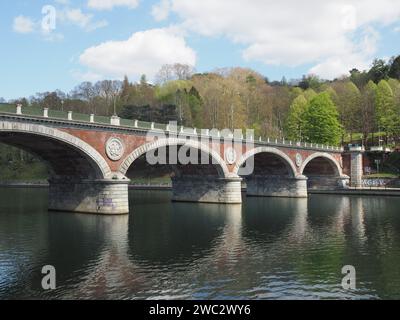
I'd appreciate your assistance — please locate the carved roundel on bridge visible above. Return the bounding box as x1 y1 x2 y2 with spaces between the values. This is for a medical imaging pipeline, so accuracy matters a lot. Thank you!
106 137 125 161
224 147 237 165
295 153 303 167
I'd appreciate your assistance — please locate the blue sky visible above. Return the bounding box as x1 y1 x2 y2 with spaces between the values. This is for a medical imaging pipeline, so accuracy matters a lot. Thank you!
1 0 400 100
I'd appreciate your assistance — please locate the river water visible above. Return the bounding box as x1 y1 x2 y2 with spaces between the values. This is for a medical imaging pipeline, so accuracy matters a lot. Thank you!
0 188 400 300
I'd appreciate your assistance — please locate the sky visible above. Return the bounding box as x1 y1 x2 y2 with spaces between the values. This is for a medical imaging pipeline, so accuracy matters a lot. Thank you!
1 0 400 100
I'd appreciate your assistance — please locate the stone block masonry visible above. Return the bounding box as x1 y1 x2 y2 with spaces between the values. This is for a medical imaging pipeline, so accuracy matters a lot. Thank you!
307 175 350 190
48 179 129 214
245 175 308 198
171 176 243 204
350 151 364 188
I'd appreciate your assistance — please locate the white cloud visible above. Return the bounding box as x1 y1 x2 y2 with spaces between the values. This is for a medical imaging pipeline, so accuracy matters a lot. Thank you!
308 27 380 78
55 0 70 4
13 15 63 41
12 6 107 40
42 31 65 42
13 16 35 34
164 0 400 79
88 0 139 10
71 69 104 82
79 28 196 80
152 0 171 22
60 8 108 31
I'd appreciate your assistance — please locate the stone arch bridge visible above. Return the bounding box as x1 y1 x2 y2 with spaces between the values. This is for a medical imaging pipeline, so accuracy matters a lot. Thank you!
0 110 362 214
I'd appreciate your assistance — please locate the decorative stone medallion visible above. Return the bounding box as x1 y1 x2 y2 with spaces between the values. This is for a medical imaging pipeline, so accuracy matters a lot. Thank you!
225 147 237 165
106 137 125 161
295 153 303 167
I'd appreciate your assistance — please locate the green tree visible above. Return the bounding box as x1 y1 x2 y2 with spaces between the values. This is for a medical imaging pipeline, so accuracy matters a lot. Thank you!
375 80 397 138
299 75 322 90
332 81 361 142
284 95 308 141
188 86 203 128
303 88 317 101
290 87 304 99
388 55 400 80
121 75 131 102
361 81 378 145
303 93 342 145
323 86 338 101
388 78 400 104
350 68 369 89
368 59 390 83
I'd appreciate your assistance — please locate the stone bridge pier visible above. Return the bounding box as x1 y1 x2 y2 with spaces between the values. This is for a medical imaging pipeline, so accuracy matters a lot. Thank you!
245 175 308 198
171 176 242 203
48 178 130 214
348 147 364 188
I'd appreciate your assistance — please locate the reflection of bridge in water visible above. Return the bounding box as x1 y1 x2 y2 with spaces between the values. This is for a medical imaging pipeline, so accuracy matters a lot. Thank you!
2 191 395 299
0 106 367 215
4 195 375 299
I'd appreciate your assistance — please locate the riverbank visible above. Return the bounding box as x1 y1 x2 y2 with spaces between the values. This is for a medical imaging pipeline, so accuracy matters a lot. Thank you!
129 184 172 190
309 188 400 197
0 182 171 190
0 181 173 190
0 181 49 188
2 181 400 197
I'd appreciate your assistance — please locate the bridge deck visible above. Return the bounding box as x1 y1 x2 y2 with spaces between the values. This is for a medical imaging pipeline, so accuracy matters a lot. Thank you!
0 103 343 153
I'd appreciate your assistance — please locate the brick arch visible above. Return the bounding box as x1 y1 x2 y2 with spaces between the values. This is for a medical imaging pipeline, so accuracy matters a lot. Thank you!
233 147 298 177
0 121 112 179
300 152 343 176
119 138 230 178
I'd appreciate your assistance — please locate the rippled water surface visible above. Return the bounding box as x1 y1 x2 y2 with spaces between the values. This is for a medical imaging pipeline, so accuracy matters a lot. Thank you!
1 188 400 300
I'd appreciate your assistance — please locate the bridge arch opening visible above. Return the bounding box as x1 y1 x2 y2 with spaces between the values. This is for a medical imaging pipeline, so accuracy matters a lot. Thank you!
0 131 110 180
0 133 104 180
124 146 223 183
235 149 296 178
0 129 110 180
234 147 306 198
0 122 129 214
119 138 229 178
120 139 241 204
301 153 345 190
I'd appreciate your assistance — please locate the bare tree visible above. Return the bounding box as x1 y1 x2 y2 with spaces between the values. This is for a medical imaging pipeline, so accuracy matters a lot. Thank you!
72 82 96 113
94 80 114 115
156 63 195 84
110 80 123 115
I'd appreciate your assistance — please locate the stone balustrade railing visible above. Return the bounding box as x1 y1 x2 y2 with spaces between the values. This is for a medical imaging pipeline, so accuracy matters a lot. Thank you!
2 104 345 152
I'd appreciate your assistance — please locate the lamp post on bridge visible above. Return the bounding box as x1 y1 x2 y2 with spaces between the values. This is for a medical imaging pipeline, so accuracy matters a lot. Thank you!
110 96 120 126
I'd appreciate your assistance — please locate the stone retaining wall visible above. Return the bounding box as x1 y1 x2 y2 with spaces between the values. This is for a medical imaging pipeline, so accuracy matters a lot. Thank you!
362 178 400 188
